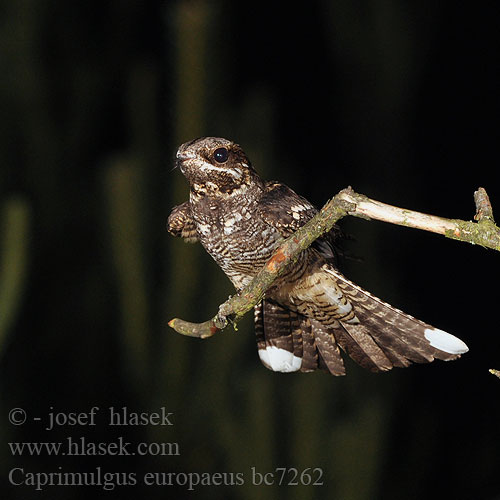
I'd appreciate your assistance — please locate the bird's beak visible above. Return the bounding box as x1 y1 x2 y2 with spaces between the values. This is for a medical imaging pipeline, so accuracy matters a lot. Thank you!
176 145 200 175
175 150 189 174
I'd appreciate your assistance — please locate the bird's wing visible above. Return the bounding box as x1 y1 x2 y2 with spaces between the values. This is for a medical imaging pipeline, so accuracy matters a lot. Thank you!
259 182 318 235
258 181 340 262
167 201 199 243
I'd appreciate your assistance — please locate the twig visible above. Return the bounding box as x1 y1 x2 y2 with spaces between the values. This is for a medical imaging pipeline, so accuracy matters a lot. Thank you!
168 187 499 338
474 187 494 222
337 187 500 249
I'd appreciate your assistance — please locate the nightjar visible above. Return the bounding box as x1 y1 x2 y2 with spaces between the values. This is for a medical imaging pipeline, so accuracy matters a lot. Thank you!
168 137 468 375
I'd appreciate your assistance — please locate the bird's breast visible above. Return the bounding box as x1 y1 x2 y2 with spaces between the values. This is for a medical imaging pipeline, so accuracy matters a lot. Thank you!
191 201 282 289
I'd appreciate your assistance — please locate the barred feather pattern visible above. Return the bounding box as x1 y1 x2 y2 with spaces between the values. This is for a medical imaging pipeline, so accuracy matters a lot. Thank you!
255 264 468 374
253 253 469 374
324 268 463 365
255 300 318 373
167 201 199 243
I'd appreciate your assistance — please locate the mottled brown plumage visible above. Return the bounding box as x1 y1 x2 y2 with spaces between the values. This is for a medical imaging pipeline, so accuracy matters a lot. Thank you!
168 137 469 375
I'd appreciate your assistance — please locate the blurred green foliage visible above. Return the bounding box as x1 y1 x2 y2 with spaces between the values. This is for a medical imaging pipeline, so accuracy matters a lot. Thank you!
0 197 30 358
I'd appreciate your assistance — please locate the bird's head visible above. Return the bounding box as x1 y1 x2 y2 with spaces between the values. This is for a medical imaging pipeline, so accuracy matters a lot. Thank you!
175 137 263 197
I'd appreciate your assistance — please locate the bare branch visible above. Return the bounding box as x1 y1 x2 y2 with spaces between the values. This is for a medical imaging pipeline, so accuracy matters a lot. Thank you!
168 187 499 337
337 187 500 250
336 188 458 236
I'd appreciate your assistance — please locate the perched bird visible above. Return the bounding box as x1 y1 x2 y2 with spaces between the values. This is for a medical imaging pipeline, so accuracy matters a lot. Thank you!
168 137 469 375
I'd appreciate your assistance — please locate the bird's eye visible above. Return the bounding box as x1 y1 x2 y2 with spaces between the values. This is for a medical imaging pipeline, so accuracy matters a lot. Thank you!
213 147 229 164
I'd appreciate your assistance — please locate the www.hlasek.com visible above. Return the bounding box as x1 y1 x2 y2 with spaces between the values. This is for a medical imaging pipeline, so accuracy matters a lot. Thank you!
8 467 324 491
8 436 180 457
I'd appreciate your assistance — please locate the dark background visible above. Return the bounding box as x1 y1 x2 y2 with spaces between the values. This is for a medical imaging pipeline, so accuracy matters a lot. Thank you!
1 1 499 499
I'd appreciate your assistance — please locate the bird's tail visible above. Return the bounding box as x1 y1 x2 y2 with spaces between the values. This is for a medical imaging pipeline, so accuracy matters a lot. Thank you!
253 271 468 375
322 268 469 373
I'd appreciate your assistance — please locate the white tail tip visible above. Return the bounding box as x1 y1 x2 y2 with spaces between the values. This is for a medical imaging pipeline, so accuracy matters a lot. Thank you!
258 346 302 372
424 328 469 355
